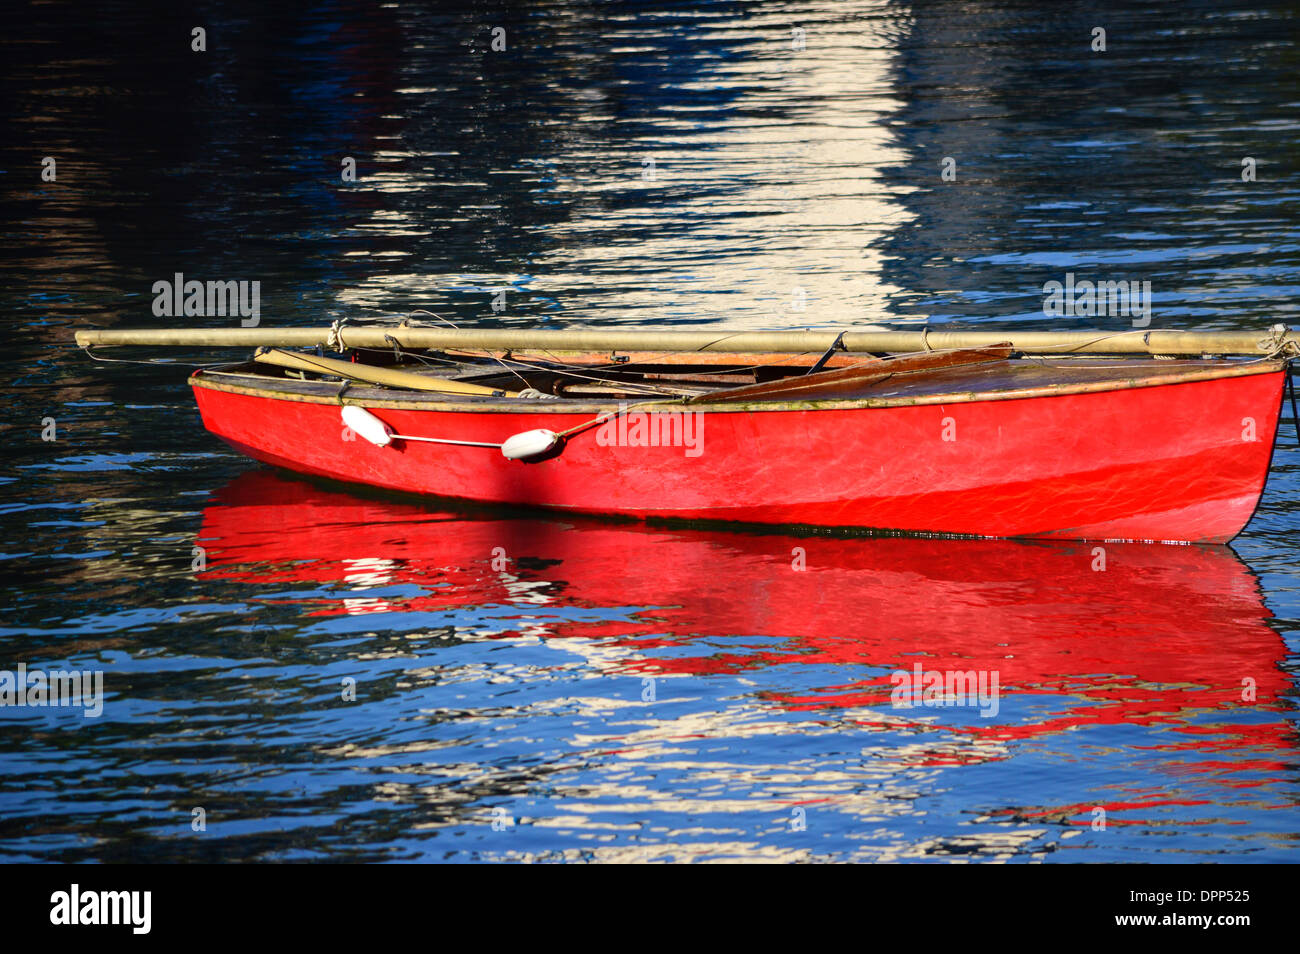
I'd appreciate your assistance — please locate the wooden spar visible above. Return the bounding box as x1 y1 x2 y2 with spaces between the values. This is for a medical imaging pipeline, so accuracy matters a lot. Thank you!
74 325 1295 356
688 345 1013 403
252 348 519 397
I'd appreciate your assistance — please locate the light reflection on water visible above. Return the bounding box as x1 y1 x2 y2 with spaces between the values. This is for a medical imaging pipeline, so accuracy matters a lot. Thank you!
3 468 1296 862
1 0 1298 861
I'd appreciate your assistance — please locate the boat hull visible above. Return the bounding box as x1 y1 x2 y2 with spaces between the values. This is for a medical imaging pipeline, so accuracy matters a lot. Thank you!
191 367 1285 543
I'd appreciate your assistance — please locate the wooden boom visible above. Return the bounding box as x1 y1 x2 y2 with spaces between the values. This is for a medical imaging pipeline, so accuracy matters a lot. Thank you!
252 348 518 397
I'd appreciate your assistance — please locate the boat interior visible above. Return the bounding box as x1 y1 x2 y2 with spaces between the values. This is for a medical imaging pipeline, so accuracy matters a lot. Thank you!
190 343 1282 408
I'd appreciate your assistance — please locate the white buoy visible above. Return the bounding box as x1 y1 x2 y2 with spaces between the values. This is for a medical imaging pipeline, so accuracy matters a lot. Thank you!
341 405 393 447
500 429 560 460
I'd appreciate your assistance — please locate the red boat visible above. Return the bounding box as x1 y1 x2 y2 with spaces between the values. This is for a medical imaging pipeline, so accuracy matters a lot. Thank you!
181 339 1287 543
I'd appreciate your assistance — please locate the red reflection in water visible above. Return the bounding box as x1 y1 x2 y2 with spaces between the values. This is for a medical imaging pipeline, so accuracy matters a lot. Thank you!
198 470 1295 785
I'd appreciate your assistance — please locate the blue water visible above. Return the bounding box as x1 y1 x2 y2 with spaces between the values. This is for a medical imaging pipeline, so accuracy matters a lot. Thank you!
1 0 1298 862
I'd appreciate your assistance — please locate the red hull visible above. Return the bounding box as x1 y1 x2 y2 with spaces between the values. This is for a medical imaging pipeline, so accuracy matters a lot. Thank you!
192 367 1284 543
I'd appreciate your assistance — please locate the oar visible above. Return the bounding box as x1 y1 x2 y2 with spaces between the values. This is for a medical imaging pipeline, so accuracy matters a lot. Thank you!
253 348 519 397
688 345 1013 404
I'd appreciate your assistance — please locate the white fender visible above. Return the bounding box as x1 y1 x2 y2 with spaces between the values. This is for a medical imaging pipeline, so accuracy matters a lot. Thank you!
501 429 559 460
341 405 393 447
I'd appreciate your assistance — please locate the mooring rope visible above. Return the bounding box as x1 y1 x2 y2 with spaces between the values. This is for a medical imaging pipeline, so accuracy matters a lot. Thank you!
1261 323 1300 360
80 344 242 371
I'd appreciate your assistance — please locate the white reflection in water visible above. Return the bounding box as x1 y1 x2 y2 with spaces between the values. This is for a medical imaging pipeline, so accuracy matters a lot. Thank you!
338 1 916 329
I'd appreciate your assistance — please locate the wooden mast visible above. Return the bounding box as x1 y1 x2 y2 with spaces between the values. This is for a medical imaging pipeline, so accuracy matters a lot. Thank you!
74 325 1295 356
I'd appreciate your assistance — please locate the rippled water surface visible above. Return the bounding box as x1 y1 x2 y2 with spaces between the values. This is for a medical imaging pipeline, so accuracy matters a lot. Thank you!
2 0 1299 862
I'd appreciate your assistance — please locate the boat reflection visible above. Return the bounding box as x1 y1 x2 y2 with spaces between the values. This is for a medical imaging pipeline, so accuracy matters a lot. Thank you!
198 470 1291 764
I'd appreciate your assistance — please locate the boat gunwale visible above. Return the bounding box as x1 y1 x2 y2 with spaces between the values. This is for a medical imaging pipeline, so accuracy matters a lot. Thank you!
187 356 1288 414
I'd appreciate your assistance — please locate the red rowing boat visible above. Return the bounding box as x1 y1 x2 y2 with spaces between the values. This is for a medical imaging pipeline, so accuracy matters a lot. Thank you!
179 338 1288 543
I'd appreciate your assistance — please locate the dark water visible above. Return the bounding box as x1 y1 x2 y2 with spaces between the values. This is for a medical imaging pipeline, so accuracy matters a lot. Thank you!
2 0 1299 861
